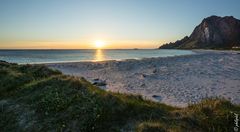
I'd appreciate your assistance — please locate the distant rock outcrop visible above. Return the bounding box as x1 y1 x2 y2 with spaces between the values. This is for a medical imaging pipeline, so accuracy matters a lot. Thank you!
159 16 240 49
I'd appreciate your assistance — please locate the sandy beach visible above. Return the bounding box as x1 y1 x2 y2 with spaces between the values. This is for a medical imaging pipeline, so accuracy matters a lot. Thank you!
47 50 240 107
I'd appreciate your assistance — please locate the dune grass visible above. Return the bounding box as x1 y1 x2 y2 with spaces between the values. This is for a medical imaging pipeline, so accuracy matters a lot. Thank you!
0 60 239 132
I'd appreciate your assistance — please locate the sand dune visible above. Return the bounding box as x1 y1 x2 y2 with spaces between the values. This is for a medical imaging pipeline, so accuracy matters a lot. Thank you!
47 50 240 107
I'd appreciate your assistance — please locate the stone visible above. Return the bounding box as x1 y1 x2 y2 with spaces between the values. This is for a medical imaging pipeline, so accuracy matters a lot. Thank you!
92 79 107 86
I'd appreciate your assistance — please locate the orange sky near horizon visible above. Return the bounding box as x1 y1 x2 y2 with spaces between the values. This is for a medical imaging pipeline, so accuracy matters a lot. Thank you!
0 40 168 49
1 1 240 50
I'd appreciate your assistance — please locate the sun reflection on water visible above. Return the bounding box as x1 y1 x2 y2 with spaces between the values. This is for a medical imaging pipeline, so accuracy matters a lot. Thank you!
94 49 104 61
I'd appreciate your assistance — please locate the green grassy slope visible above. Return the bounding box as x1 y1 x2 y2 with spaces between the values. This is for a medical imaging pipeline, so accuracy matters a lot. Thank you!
0 61 239 132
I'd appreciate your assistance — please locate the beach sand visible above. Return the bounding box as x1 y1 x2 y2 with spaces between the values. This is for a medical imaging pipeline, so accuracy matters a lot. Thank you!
47 50 240 107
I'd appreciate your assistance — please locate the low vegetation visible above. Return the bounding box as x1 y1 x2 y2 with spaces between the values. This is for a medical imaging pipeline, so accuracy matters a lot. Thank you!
0 61 239 132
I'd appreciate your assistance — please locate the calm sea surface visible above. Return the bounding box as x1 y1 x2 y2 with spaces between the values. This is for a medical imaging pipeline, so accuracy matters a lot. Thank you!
0 49 194 64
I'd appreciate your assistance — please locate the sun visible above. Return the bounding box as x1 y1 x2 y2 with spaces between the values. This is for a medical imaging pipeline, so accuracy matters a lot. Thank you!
95 40 105 49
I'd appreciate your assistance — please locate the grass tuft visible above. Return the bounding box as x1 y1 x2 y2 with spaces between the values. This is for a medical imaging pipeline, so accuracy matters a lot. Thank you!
0 61 239 131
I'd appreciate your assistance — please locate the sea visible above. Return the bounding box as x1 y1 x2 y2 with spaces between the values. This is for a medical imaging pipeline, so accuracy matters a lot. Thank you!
0 49 194 64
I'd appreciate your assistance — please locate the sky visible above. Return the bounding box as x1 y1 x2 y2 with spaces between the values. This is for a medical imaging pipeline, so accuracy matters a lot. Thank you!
0 0 240 49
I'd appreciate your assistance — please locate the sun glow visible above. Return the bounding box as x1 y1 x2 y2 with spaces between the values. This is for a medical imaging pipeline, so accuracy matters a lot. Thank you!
94 40 105 49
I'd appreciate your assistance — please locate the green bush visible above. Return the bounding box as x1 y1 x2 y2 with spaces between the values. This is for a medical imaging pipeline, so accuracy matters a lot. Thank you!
0 61 239 132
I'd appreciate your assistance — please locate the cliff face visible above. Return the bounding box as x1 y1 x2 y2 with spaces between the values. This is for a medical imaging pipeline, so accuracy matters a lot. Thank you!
159 16 240 49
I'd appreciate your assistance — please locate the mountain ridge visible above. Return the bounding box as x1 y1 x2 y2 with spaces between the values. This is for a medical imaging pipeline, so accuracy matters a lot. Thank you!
159 15 240 49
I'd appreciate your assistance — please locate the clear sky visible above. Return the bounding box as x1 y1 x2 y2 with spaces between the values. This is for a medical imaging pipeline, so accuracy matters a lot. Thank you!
0 0 240 49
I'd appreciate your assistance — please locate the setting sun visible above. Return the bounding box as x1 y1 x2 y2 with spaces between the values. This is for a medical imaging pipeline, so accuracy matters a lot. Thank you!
95 40 105 49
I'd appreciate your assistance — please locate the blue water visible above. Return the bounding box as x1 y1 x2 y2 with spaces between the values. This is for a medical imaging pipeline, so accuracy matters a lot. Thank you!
0 49 194 64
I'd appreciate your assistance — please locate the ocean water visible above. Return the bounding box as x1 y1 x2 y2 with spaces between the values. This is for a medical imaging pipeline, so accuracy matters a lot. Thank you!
0 49 194 64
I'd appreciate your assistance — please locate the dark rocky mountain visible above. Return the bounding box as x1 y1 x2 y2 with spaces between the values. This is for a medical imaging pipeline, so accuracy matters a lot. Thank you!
159 16 240 49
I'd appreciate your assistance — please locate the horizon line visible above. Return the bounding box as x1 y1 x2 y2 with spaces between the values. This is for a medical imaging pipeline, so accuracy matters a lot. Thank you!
0 48 160 50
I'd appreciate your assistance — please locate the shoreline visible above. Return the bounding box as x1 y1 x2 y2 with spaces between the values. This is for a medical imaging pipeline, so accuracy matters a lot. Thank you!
33 49 239 65
0 49 194 64
46 50 240 107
